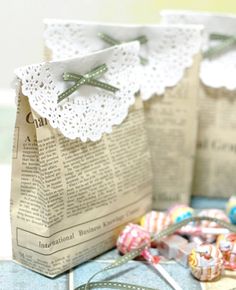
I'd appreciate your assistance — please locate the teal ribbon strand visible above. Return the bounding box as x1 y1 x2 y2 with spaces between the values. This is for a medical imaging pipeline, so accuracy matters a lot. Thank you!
98 32 148 65
74 216 236 290
203 33 236 59
57 64 119 103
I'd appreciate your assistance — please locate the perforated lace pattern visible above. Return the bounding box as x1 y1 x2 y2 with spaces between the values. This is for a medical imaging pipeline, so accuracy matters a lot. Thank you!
161 11 236 90
44 21 202 100
15 42 140 141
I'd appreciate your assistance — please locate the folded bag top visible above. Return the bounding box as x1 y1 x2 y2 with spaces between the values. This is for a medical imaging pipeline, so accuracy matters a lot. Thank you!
15 42 140 142
161 10 236 91
44 20 203 100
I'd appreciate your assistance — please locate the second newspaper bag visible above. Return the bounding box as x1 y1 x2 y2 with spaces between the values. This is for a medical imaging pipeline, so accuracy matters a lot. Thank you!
44 20 203 209
162 11 236 198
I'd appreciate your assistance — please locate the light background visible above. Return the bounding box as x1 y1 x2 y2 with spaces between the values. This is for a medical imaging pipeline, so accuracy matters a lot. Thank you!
0 0 235 261
1 0 236 88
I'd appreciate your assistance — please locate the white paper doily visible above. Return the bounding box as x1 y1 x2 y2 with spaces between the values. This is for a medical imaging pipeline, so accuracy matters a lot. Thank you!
161 10 236 90
15 42 140 142
44 20 203 100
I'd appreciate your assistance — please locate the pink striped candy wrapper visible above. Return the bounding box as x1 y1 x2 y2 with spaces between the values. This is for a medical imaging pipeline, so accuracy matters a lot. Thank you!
188 244 224 281
140 211 171 233
117 223 151 255
218 233 236 270
198 209 230 243
116 223 183 290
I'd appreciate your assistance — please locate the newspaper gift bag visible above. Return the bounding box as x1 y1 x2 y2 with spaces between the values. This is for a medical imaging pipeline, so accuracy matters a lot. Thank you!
11 42 153 277
44 20 202 209
161 11 236 198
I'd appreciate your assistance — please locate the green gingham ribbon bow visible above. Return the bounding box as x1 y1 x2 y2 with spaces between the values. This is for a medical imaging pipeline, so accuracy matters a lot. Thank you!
58 64 119 103
204 33 236 59
74 216 236 290
98 32 148 65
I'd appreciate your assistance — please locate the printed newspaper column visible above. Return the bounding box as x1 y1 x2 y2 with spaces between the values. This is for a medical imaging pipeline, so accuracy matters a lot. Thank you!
143 54 200 209
161 11 236 198
193 86 236 197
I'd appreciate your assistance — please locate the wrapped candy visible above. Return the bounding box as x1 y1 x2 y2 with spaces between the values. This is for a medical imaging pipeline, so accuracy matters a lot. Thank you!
156 234 188 259
189 236 204 246
117 223 151 255
117 223 183 290
198 209 230 227
188 244 224 281
226 196 236 225
197 209 230 243
175 242 197 267
217 233 236 270
177 225 229 237
140 211 171 234
168 204 194 224
156 234 196 267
